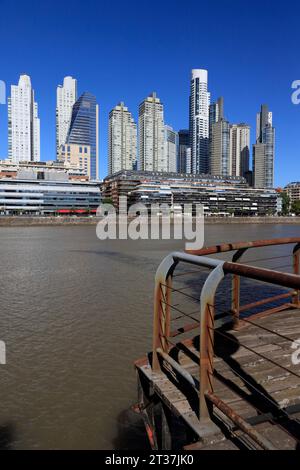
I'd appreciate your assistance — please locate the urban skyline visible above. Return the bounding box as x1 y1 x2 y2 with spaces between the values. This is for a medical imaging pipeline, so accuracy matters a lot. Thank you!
3 71 275 187
0 0 298 187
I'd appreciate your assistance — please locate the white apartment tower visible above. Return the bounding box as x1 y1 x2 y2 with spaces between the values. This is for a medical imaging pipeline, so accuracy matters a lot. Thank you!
138 92 167 172
189 69 210 174
230 124 250 177
56 76 77 158
108 102 137 175
8 74 40 162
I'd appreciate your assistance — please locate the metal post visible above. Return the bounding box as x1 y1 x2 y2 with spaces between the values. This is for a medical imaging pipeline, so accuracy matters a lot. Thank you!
293 243 300 306
231 248 247 328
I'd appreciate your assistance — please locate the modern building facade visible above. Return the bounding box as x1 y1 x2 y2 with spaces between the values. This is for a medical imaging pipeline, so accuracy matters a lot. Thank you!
8 74 40 163
108 102 137 175
0 179 100 214
230 124 250 178
66 92 99 180
138 92 166 172
56 76 77 158
58 144 91 179
164 125 178 173
253 105 275 188
178 129 190 173
189 69 210 174
210 119 231 176
101 169 247 208
101 170 279 216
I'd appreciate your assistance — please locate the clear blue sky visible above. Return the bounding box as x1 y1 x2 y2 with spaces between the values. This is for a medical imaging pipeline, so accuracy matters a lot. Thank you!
0 0 299 185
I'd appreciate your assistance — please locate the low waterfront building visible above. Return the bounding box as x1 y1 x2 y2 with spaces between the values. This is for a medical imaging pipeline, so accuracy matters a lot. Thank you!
285 182 300 203
129 181 278 216
0 178 100 215
101 170 278 215
101 170 247 207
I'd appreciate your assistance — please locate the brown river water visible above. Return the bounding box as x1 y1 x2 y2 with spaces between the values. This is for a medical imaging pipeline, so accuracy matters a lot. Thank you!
0 223 299 449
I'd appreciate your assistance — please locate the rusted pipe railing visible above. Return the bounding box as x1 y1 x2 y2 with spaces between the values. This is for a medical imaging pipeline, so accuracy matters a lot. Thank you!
187 237 300 327
153 239 300 424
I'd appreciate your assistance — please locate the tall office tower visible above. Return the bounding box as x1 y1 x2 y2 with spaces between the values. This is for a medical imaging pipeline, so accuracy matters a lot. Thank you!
66 92 99 179
8 74 40 162
178 129 189 173
210 118 231 176
253 104 275 188
209 97 224 132
138 92 166 172
189 69 210 174
209 97 224 173
164 125 178 173
108 102 137 175
230 124 250 177
56 76 77 158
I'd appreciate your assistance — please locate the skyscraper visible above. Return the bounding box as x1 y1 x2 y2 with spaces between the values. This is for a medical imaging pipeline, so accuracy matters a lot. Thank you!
189 69 210 174
66 92 99 179
8 74 40 163
209 97 224 174
209 97 224 133
56 76 77 158
253 105 275 188
210 119 231 176
230 124 250 177
108 102 137 175
209 97 230 176
164 125 178 173
178 129 190 173
138 92 166 172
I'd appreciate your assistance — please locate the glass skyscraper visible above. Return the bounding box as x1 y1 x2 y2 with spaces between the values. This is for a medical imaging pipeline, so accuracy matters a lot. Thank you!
66 92 99 179
253 104 275 188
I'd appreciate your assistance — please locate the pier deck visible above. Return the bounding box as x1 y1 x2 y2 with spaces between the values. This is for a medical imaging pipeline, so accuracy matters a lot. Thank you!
136 308 300 449
134 239 300 450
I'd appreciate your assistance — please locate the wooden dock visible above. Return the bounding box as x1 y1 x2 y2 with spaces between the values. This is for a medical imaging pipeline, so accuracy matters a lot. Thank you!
134 239 300 450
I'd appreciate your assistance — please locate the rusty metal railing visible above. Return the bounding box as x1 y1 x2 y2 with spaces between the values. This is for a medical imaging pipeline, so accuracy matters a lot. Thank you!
152 238 300 430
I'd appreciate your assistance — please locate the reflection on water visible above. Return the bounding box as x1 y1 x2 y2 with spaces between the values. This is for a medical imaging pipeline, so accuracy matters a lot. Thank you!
0 224 299 449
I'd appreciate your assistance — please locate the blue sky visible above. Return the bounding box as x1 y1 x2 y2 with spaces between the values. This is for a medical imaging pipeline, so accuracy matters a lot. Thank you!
0 0 299 185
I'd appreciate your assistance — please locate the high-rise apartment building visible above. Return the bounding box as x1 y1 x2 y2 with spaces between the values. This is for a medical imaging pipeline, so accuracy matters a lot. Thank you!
210 119 231 176
164 125 178 173
178 129 189 173
108 102 137 175
66 92 99 179
56 76 77 158
230 124 250 177
189 69 210 174
138 92 166 172
8 74 40 163
253 105 275 188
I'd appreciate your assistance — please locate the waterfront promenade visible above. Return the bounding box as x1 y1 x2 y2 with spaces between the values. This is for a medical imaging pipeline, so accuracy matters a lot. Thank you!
0 216 299 226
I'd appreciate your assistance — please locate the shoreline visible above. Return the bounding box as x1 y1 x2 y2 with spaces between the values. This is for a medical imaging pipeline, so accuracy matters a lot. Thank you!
0 216 299 226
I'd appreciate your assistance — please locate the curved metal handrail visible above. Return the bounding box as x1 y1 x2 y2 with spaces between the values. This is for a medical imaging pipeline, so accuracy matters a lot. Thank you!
152 238 300 422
